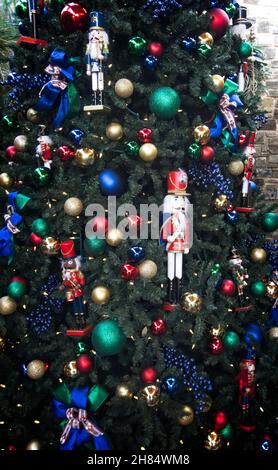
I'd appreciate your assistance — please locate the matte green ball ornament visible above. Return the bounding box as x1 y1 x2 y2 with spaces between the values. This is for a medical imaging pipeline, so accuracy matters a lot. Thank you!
33 167 50 186
188 143 201 159
262 212 278 232
31 218 49 237
250 280 266 297
84 237 106 256
7 278 27 301
126 141 140 156
239 41 252 59
223 331 240 350
128 36 147 56
149 87 181 119
91 320 126 356
220 423 233 440
197 44 212 59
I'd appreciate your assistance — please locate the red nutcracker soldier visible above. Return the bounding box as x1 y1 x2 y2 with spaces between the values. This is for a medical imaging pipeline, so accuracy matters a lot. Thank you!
236 131 256 213
228 247 252 312
237 348 256 432
36 125 53 169
60 240 92 337
17 1 48 46
161 170 193 309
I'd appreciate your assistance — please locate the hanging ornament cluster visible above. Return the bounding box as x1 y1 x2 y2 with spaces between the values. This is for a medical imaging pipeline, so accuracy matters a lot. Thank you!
209 325 223 355
128 35 164 72
120 246 157 281
182 32 214 59
126 127 158 162
189 125 215 163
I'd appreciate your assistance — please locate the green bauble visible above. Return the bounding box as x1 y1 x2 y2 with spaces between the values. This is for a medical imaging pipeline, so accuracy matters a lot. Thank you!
91 320 126 356
34 167 50 186
262 212 278 232
76 341 87 357
220 423 233 440
223 331 240 350
239 41 252 59
1 115 17 130
225 3 237 18
149 87 181 119
84 237 106 256
126 141 140 156
250 280 266 297
197 44 212 59
15 0 28 19
128 36 147 56
188 143 201 159
7 280 27 301
31 218 49 237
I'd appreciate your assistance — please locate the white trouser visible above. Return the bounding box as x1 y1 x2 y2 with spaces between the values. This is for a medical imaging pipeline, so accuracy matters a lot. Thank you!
167 252 183 280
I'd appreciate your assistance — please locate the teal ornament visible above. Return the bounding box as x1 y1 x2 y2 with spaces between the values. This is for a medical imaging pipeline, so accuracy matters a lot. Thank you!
31 218 49 237
261 212 278 232
239 41 252 59
149 87 181 119
91 320 126 356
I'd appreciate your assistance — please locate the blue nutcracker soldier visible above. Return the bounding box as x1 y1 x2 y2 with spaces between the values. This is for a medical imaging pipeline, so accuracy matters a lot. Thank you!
83 11 110 112
18 0 48 46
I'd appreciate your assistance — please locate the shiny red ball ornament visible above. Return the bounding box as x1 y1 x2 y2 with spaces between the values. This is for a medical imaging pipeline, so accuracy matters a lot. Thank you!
60 2 89 33
219 279 236 296
209 335 224 355
137 128 153 144
6 145 17 161
120 263 139 281
140 367 158 383
57 145 76 161
200 145 215 163
214 411 228 430
148 42 164 58
238 133 248 146
76 354 93 374
226 204 234 212
127 215 143 229
29 232 43 246
91 216 108 234
150 318 166 336
208 8 230 40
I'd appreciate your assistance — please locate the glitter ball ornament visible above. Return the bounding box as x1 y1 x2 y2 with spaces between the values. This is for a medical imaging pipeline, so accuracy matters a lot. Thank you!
150 318 166 336
177 405 194 426
60 2 89 33
140 367 158 383
76 354 93 374
228 160 244 176
64 197 83 216
120 263 139 281
200 145 215 163
0 296 17 315
149 87 181 119
91 320 126 356
31 219 49 237
115 78 134 98
64 360 79 378
262 213 278 232
14 134 27 151
138 260 157 279
250 248 267 264
91 286 110 305
7 276 28 301
180 292 202 313
106 228 124 247
27 360 47 380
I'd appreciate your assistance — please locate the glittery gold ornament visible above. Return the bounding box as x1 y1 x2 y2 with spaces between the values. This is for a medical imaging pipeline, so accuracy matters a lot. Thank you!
139 143 158 162
193 125 210 145
180 292 202 313
228 160 244 176
140 384 160 407
0 296 17 315
138 260 157 279
26 439 41 450
26 108 39 123
115 384 133 398
14 135 28 151
198 32 214 47
91 286 110 305
40 237 60 256
75 148 95 166
106 228 124 247
250 248 267 264
214 194 229 212
208 75 225 93
115 78 134 98
265 281 278 300
204 431 222 450
106 122 124 141
269 327 278 340
27 360 46 380
64 197 83 216
63 360 79 378
0 172 14 189
210 325 224 337
177 405 194 426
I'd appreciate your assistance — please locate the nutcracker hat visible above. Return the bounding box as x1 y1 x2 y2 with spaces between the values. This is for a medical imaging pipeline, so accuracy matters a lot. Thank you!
229 247 241 259
233 6 252 29
167 170 189 195
89 11 105 30
60 240 77 260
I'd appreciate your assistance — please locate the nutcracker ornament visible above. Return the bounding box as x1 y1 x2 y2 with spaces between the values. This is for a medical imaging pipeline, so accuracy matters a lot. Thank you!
60 240 92 337
231 6 253 92
161 170 193 310
35 125 53 169
84 11 110 112
237 348 256 432
228 247 252 312
236 131 256 213
17 1 48 46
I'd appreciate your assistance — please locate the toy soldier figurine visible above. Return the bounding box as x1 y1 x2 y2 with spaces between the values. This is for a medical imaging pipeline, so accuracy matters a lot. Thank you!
18 1 48 46
231 6 253 92
236 131 256 213
237 348 256 432
60 240 92 337
161 169 193 309
36 125 53 169
228 247 252 312
84 11 110 112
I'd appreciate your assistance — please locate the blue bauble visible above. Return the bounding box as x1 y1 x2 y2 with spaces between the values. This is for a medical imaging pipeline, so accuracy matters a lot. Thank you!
224 210 238 224
144 55 159 72
249 181 258 191
128 245 145 263
227 73 238 83
182 36 197 52
18 21 29 35
69 128 86 145
243 323 263 346
99 169 127 196
162 376 180 394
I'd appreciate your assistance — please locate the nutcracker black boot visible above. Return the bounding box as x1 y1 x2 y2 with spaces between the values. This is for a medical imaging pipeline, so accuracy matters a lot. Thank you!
167 279 175 305
175 277 183 304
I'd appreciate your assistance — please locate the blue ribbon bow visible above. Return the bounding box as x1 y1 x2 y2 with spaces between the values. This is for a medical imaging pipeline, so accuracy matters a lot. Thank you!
0 212 22 260
210 94 244 153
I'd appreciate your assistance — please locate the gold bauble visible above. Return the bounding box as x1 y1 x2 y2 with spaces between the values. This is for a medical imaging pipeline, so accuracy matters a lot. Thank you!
140 384 160 407
26 108 39 123
26 439 41 450
106 228 124 247
204 431 222 450
91 286 110 305
193 125 210 145
202 394 213 413
115 78 134 99
180 292 202 313
139 143 158 162
266 281 278 300
0 336 5 351
75 148 95 166
198 32 214 47
0 172 14 189
209 75 225 93
115 384 133 399
64 197 83 216
138 260 158 279
214 194 229 212
40 236 60 256
64 360 79 378
0 296 17 316
228 160 244 176
177 405 194 426
250 247 267 264
27 359 46 380
269 327 278 340
14 135 28 151
106 122 124 141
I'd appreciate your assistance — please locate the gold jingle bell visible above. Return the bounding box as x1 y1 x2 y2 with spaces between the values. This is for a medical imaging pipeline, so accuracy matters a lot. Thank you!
204 431 222 450
140 384 160 407
180 292 203 313
40 237 60 256
75 148 95 166
198 32 214 47
177 405 194 426
106 122 124 141
214 194 229 212
64 360 79 378
193 125 210 145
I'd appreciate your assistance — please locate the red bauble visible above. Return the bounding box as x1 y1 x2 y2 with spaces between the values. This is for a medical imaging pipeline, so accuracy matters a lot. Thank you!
120 263 139 281
214 411 228 430
148 42 164 58
200 146 215 163
208 8 230 40
91 216 108 234
57 145 76 161
60 2 89 33
140 367 158 383
6 145 17 161
209 336 223 355
219 279 236 296
238 133 248 147
29 232 43 246
137 128 153 144
127 215 143 229
7 445 17 451
76 354 93 374
226 204 234 212
150 318 166 336
10 275 29 287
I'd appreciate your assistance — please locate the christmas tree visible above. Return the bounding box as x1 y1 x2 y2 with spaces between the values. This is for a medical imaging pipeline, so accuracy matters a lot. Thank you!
0 0 277 452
